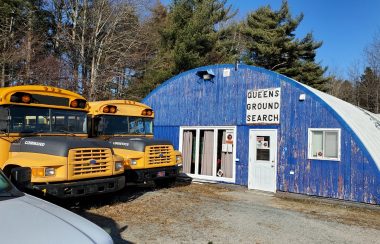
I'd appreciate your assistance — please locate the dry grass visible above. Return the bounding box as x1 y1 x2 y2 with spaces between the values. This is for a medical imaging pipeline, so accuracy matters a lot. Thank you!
83 183 380 230
74 182 380 243
272 196 380 230
83 182 234 229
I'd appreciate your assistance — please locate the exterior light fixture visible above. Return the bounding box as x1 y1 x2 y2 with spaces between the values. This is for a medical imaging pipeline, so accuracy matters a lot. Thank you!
196 69 215 82
299 94 306 101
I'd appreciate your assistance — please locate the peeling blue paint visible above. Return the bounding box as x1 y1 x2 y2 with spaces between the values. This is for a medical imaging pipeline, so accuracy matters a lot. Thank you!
144 64 380 205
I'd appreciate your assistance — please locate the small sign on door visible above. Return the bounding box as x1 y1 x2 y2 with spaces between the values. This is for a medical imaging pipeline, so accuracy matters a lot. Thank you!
222 143 233 153
256 137 269 149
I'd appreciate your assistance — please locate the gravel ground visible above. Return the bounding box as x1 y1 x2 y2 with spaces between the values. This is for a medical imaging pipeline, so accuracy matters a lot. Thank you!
66 180 380 244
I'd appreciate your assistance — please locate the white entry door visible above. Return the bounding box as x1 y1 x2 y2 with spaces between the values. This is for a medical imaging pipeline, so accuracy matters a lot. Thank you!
248 129 277 192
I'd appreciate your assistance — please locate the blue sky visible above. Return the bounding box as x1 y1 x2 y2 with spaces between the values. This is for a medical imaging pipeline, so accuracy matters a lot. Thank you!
227 0 380 77
161 0 380 77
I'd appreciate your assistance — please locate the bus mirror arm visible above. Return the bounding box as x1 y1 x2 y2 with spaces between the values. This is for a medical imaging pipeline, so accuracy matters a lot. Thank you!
0 107 10 137
5 107 10 137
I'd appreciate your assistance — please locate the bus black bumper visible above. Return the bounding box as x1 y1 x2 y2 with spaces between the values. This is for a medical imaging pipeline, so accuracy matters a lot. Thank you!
125 165 181 183
31 175 125 198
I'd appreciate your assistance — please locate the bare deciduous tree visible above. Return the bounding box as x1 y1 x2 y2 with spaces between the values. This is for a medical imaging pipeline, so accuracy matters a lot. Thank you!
50 0 151 100
364 31 380 113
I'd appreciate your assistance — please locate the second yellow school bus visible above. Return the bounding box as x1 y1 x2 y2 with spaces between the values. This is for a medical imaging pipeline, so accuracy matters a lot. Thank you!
88 100 182 186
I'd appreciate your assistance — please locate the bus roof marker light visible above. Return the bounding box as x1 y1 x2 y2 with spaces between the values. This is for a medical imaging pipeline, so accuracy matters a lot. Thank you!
109 106 117 113
70 100 78 108
21 94 31 103
141 109 153 116
103 106 110 113
10 92 31 103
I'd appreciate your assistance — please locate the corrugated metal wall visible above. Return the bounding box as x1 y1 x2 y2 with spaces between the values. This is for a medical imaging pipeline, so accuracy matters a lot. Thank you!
144 64 380 204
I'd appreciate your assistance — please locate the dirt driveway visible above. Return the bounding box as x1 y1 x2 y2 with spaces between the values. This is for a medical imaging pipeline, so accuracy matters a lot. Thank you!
68 180 380 244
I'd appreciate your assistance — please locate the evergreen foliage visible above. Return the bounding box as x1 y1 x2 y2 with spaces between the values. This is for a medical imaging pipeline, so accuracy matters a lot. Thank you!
134 0 237 99
240 1 328 90
357 67 380 112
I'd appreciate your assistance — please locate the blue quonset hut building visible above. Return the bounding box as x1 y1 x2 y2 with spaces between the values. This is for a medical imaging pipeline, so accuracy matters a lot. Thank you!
143 64 380 204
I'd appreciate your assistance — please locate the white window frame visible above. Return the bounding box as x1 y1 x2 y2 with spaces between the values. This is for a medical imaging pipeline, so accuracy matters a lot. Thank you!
179 126 236 183
308 128 341 161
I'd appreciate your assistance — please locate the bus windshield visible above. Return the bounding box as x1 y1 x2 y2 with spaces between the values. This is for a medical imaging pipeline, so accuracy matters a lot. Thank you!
0 171 12 196
1 105 87 134
96 115 153 135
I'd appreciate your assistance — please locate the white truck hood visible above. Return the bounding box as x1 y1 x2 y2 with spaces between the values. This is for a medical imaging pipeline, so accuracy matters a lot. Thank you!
0 194 113 244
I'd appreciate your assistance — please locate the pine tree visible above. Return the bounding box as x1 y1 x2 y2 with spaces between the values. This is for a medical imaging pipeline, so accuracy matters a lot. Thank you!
122 1 172 100
358 67 380 112
161 0 236 73
133 0 237 100
240 1 327 91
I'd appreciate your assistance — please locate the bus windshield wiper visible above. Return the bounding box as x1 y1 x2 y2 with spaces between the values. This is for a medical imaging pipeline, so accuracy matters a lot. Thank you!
59 130 77 136
113 132 130 135
20 130 45 136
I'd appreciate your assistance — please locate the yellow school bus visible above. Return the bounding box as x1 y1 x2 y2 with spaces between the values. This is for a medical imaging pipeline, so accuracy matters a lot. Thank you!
88 100 182 186
0 85 125 197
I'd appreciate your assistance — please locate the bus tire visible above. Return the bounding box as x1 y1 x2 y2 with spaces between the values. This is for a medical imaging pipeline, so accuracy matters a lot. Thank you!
154 177 176 188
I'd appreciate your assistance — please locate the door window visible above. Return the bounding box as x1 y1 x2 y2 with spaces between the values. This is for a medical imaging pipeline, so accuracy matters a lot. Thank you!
256 136 270 161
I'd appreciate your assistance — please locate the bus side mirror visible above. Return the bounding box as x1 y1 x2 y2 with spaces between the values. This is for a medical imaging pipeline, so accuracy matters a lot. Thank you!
11 167 31 190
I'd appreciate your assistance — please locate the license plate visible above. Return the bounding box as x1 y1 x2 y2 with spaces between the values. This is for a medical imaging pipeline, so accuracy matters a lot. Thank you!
157 171 165 177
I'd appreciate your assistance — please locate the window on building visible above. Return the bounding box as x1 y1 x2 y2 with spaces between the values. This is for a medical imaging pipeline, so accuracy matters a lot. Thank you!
308 129 340 160
181 127 235 181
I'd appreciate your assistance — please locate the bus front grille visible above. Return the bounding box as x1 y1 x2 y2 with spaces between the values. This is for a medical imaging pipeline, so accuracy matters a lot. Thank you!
68 148 113 179
146 145 173 165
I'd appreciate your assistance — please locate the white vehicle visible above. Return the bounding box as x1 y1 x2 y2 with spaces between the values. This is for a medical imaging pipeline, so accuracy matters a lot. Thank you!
0 168 113 244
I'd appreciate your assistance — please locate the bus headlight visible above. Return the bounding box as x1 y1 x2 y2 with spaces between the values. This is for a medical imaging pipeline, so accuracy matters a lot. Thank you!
32 167 56 177
44 168 55 176
131 159 137 165
115 162 123 171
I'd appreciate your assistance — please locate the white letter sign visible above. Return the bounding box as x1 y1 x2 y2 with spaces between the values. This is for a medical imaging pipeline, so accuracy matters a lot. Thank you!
246 88 281 124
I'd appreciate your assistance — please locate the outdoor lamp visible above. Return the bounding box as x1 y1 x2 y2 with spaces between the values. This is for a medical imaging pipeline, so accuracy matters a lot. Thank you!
196 69 215 81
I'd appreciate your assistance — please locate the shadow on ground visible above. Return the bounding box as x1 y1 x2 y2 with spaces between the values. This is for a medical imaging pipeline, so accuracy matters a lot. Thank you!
81 211 132 244
42 176 193 243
